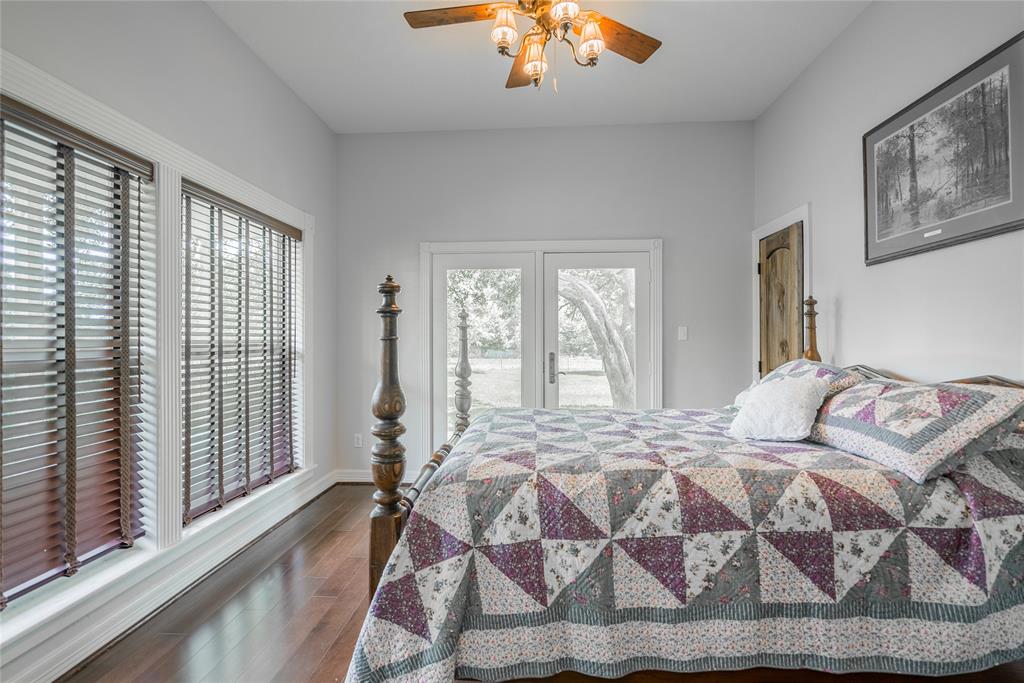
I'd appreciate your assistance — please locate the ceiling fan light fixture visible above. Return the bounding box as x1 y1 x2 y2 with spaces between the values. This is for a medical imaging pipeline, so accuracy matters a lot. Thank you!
578 19 604 64
490 7 518 52
550 1 580 30
523 34 548 85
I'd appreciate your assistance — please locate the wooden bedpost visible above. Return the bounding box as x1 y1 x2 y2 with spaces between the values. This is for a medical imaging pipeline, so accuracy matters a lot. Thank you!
803 296 821 362
369 275 406 595
454 309 472 432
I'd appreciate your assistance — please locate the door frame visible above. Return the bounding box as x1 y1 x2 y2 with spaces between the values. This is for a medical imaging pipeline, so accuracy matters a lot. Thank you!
751 204 813 383
420 238 663 454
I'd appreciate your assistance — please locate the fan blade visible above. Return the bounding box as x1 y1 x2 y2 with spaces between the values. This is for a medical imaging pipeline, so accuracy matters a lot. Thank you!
404 3 499 29
506 45 533 88
576 13 661 64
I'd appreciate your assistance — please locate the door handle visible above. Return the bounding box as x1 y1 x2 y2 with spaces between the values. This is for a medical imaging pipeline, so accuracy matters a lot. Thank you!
548 352 567 383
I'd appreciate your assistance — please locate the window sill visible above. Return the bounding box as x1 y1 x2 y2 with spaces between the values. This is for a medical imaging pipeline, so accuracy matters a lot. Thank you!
1 465 337 683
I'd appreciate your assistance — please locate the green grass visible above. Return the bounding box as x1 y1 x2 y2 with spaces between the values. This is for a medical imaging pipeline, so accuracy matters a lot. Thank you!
445 356 612 430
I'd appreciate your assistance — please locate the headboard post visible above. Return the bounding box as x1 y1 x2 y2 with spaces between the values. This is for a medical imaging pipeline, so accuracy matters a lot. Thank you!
803 296 822 362
454 309 473 432
369 275 407 595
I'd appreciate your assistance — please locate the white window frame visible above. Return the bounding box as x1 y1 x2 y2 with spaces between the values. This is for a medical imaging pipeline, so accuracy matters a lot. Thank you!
1 51 325 683
420 239 663 465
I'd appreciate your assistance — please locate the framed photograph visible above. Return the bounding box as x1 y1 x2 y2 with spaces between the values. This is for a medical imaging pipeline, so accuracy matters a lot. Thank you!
864 31 1024 265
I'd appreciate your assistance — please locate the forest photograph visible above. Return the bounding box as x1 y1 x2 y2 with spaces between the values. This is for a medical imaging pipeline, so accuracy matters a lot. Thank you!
873 65 1011 241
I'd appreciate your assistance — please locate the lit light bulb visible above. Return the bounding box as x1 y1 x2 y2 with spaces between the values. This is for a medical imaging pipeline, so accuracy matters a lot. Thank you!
523 34 548 84
550 1 580 28
578 19 605 63
489 7 518 52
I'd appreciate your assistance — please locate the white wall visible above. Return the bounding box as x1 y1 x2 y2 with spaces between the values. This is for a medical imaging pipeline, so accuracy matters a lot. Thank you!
755 1 1024 382
1 1 340 470
336 122 754 472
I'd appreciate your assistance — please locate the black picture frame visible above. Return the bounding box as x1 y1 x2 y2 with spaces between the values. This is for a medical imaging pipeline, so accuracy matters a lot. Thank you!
863 31 1024 266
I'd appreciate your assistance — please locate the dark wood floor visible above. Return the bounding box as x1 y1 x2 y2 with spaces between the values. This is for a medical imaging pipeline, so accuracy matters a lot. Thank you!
63 483 1024 683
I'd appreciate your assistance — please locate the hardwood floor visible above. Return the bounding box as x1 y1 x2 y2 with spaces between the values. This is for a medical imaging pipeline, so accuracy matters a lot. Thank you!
62 484 374 683
63 483 1024 683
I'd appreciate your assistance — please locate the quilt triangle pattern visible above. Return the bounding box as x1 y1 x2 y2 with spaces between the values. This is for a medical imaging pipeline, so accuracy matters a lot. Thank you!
673 472 750 533
808 472 901 530
538 475 607 540
371 573 430 640
761 530 836 599
949 472 1024 520
479 540 548 607
910 527 986 591
615 536 687 604
406 512 473 571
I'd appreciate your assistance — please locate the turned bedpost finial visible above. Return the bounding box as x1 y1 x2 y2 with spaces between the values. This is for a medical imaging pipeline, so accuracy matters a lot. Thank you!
369 275 406 594
454 308 473 433
803 295 822 362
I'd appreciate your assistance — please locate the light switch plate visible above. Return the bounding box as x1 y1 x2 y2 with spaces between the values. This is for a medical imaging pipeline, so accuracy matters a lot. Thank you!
677 325 688 341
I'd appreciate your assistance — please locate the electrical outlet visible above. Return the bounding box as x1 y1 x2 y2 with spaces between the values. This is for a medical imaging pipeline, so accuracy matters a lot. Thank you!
354 433 363 448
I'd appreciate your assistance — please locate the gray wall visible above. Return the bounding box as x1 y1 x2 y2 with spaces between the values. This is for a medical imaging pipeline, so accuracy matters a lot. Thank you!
1 1 341 469
336 123 754 471
754 1 1024 382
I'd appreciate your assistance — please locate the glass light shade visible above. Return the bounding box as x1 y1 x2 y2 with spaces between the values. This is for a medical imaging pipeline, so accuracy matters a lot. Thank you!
523 37 548 81
489 8 518 50
550 1 580 25
578 19 605 62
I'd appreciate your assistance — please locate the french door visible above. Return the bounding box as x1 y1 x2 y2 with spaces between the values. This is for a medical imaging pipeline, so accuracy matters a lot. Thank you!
429 243 659 447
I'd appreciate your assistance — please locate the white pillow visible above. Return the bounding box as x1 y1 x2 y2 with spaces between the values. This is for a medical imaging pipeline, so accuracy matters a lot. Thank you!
728 376 830 441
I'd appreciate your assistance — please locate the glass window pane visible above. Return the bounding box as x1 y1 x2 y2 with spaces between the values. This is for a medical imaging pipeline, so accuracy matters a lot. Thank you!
446 268 521 433
557 268 636 409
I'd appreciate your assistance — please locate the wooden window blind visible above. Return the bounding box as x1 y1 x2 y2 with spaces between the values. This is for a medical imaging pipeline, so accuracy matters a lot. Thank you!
181 182 301 524
1 106 154 607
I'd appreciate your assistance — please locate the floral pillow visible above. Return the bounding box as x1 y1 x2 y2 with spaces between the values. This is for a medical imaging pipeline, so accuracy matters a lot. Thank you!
808 379 1024 483
760 359 863 398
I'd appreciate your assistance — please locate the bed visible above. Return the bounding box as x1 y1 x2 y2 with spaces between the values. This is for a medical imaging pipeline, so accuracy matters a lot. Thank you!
349 276 1024 682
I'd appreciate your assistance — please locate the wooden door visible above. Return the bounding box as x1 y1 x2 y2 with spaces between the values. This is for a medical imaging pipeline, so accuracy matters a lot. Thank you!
758 222 803 377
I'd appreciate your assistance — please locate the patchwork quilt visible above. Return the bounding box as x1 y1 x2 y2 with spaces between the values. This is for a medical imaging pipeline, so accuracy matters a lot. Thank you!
346 408 1024 682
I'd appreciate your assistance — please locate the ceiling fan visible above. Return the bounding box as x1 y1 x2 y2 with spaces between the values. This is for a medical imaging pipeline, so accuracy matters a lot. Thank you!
404 1 662 88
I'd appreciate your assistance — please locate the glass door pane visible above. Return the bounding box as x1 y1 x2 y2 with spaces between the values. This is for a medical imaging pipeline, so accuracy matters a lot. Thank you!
431 253 536 449
544 253 651 410
445 267 522 433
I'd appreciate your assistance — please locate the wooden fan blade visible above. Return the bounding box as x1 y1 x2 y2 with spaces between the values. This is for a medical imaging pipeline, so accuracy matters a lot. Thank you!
506 46 532 88
404 3 499 29
575 13 661 64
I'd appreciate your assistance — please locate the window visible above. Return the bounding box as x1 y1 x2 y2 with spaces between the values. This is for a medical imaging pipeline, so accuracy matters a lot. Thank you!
180 182 302 524
1 98 155 606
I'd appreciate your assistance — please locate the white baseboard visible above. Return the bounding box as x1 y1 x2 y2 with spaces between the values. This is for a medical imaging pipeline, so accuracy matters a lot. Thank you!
336 468 374 483
1 467 345 683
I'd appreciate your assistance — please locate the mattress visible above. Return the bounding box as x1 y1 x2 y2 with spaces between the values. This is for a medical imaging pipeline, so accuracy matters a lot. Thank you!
346 407 1024 681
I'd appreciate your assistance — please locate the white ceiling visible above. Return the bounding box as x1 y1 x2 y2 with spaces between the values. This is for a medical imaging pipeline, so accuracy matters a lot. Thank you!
209 1 867 134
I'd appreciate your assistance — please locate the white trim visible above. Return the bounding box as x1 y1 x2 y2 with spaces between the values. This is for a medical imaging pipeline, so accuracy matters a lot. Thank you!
0 51 322 679
1 467 342 683
420 239 664 457
154 165 184 548
751 204 812 382
420 238 662 255
336 468 375 483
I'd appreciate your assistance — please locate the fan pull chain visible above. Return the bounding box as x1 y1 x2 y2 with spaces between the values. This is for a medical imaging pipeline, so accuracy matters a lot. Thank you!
552 34 559 94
